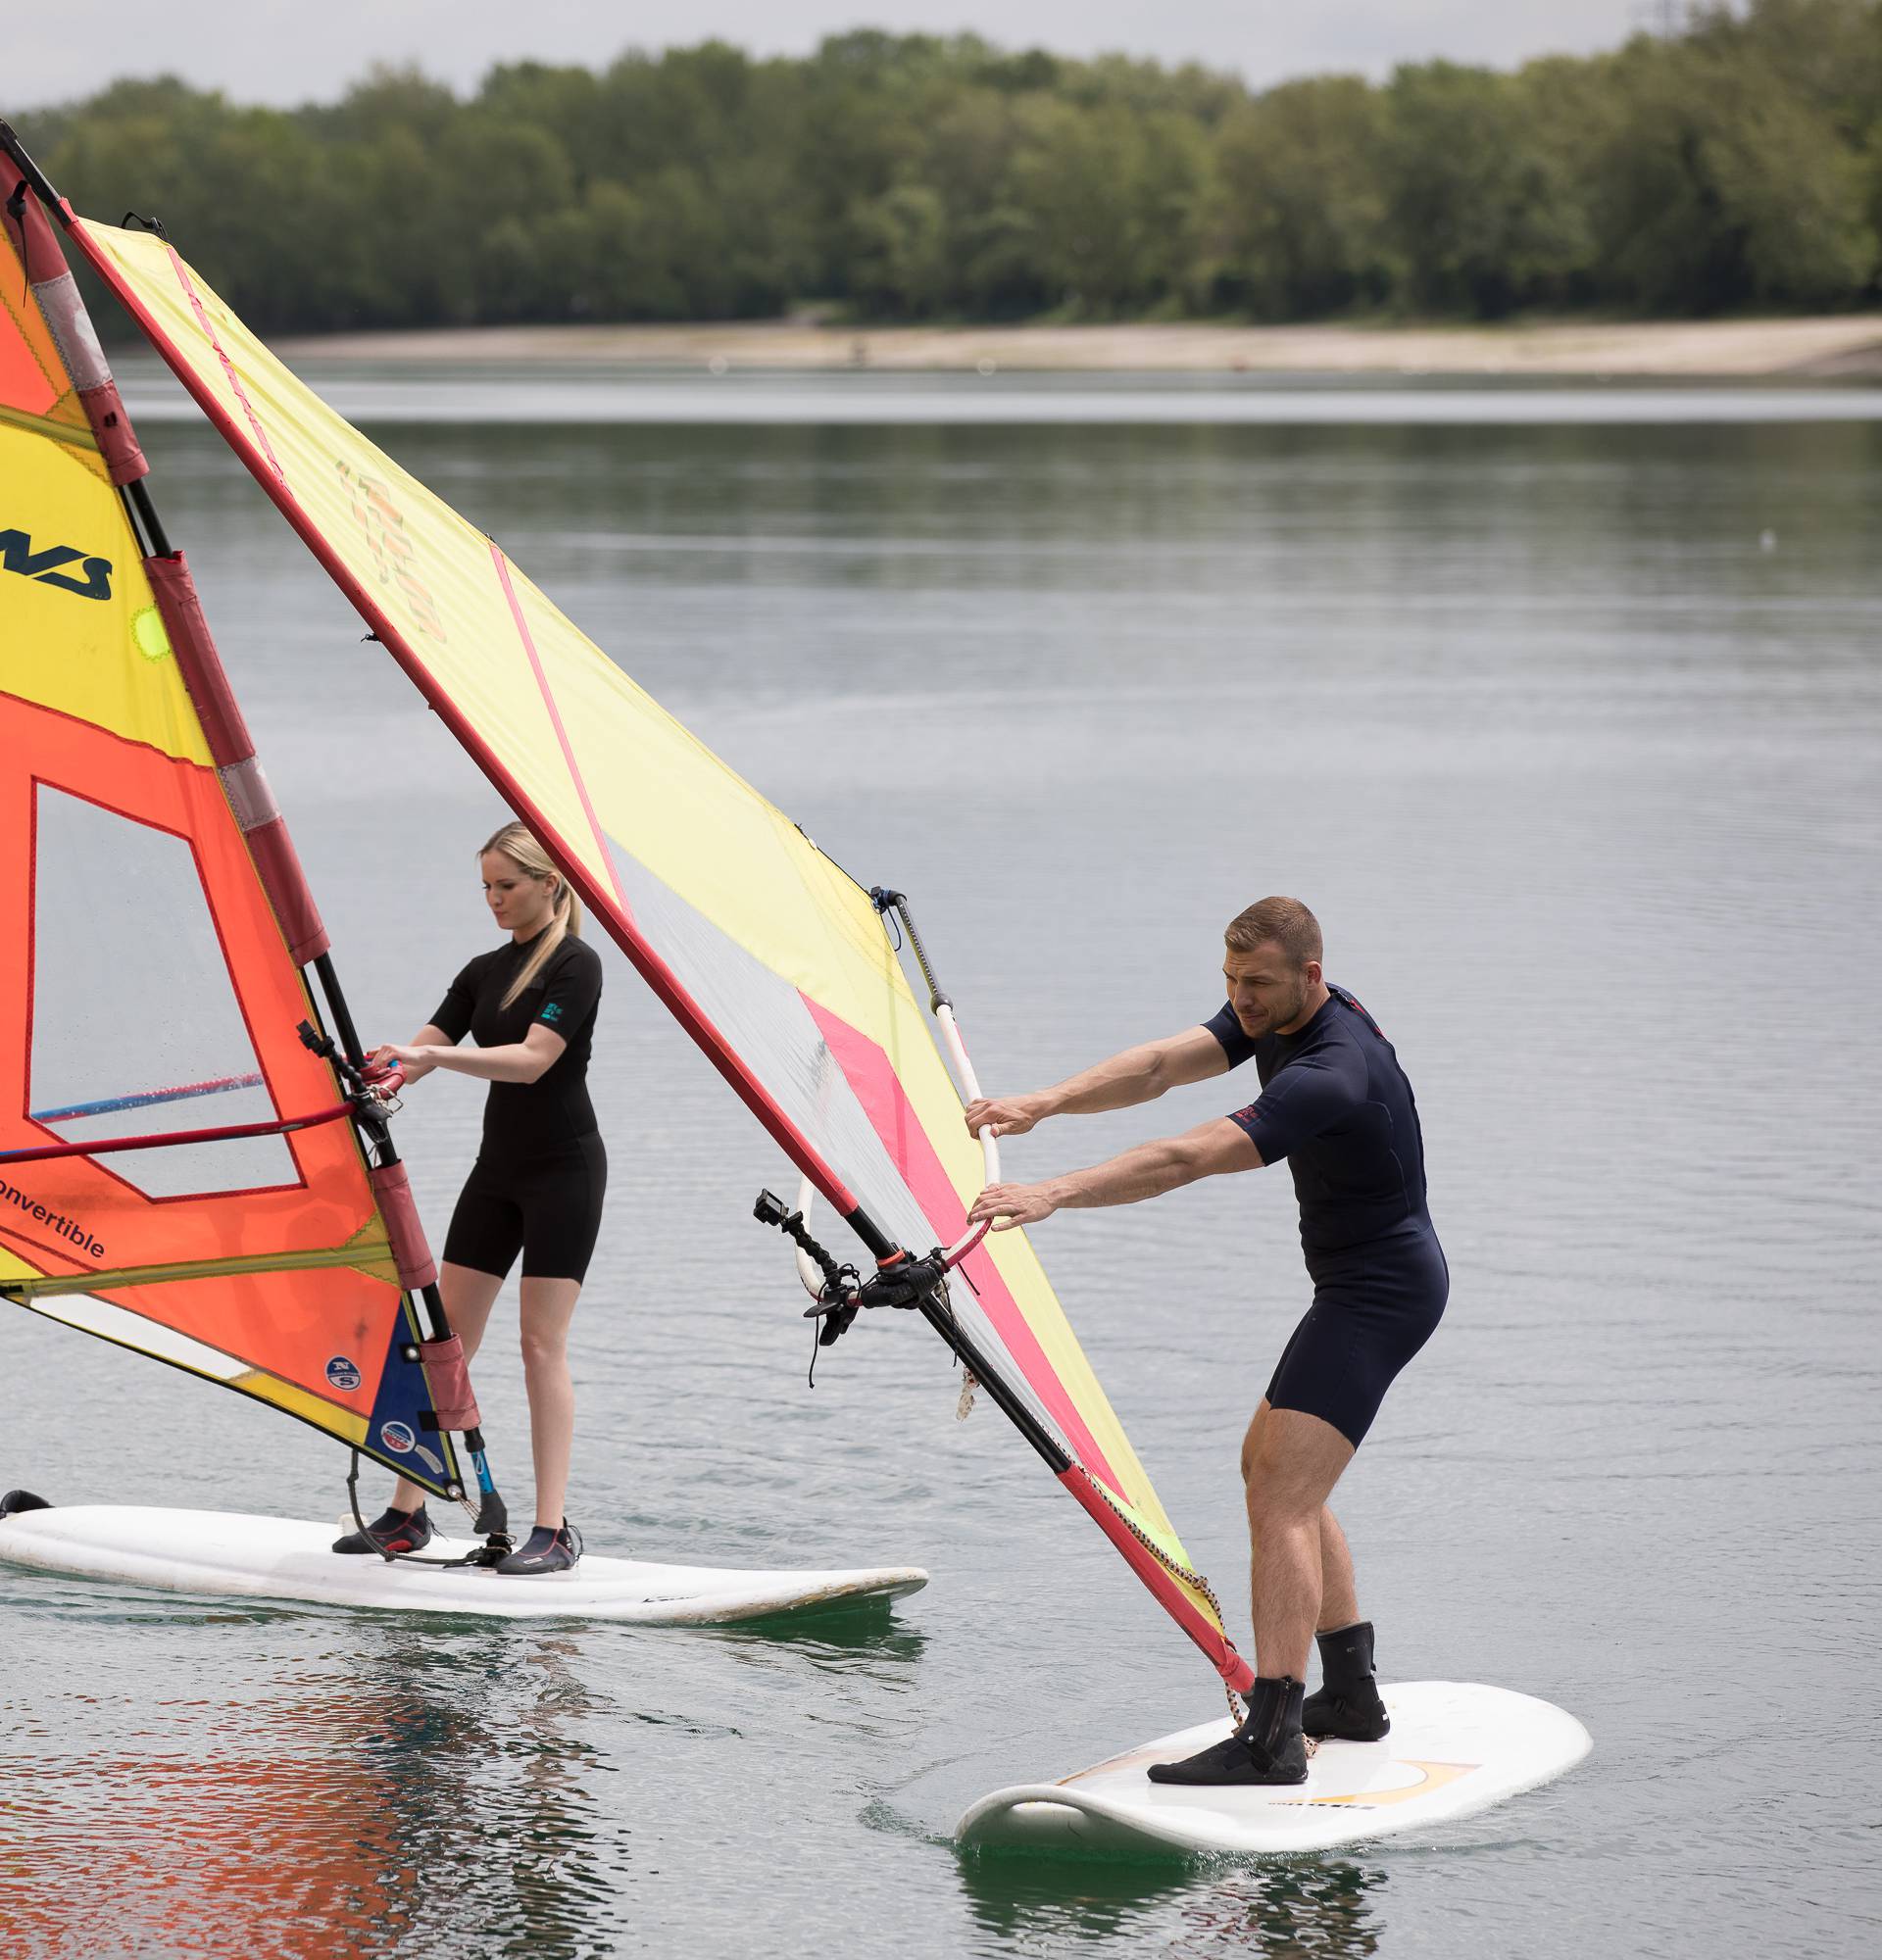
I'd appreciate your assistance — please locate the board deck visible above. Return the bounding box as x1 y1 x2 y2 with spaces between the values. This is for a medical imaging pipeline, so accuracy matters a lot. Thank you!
0 1504 927 1624
957 1681 1590 1857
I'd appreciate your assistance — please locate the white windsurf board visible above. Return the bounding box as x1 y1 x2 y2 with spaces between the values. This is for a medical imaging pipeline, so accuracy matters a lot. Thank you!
0 1504 927 1624
957 1680 1590 1857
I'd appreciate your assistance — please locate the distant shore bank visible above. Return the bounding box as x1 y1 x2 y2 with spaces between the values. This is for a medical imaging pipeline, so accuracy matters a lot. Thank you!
273 315 1882 378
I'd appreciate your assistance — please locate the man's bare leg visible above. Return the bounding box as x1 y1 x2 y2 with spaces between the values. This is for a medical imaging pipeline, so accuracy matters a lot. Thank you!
1147 1402 1353 1785
1240 1409 1361 1640
1244 1405 1356 1680
1316 1505 1361 1634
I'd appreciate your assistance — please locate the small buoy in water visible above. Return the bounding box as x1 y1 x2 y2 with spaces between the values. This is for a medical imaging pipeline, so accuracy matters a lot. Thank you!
1759 528 1778 552
708 355 728 375
976 357 997 375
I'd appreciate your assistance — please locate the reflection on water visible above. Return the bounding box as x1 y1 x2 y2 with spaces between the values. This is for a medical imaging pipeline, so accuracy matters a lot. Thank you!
713 1614 930 1678
955 1849 1384 1959
0 1580 938 1959
0 1623 620 1960
954 1849 1198 1946
1166 1862 1384 1960
362 1632 619 1960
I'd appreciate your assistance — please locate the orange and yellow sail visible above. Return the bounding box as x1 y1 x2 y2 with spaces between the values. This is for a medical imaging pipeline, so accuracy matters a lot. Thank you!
0 209 461 1496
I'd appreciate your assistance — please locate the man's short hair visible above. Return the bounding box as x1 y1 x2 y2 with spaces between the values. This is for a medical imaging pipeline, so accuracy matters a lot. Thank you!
1224 897 1322 967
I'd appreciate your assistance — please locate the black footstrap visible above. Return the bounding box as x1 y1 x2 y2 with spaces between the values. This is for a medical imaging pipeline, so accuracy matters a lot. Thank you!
346 1449 398 1564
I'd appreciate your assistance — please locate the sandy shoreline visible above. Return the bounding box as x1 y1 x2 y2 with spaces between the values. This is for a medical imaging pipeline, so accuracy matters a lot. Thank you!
273 315 1882 377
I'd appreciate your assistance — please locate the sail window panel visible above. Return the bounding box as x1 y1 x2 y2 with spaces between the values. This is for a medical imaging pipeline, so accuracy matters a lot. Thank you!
29 786 296 1199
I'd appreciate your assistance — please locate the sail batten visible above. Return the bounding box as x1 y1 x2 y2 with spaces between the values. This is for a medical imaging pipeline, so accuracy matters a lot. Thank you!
29 1072 268 1123
70 213 1251 1690
5 1241 402 1298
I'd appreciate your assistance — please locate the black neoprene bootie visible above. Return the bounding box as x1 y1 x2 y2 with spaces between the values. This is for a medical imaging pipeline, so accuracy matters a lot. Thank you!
1147 1676 1308 1786
1303 1620 1390 1741
331 1505 432 1555
496 1521 579 1576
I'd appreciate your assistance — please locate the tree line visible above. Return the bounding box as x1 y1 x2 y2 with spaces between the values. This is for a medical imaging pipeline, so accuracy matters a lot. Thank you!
18 2 1882 334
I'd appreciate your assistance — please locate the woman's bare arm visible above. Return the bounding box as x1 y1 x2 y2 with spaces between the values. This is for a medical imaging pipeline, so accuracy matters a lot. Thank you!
379 1023 567 1087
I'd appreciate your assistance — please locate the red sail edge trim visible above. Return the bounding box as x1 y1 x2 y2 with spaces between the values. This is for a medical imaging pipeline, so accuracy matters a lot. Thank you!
66 216 863 1225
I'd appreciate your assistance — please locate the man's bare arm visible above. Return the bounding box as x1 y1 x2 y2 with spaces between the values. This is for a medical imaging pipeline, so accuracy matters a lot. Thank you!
966 1118 1261 1228
963 1024 1232 1138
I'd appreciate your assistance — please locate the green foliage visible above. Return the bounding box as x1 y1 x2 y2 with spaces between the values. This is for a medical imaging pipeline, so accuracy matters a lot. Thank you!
1578 27 1877 310
1381 62 1595 318
18 10 1882 331
1210 77 1392 318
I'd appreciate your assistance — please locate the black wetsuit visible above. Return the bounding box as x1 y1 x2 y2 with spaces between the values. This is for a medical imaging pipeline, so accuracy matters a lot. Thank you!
434 930 607 1283
1207 984 1446 1446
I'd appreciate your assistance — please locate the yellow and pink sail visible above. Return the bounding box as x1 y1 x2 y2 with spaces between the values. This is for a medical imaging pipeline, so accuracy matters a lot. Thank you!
3 128 1249 1691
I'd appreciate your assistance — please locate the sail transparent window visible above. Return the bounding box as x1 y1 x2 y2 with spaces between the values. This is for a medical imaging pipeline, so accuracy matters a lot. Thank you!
28 786 298 1199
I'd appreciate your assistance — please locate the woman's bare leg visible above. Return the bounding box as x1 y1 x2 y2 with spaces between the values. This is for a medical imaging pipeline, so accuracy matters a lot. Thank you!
518 1276 582 1530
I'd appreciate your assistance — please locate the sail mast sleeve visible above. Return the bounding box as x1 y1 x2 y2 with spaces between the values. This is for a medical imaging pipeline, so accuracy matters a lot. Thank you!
1 157 146 487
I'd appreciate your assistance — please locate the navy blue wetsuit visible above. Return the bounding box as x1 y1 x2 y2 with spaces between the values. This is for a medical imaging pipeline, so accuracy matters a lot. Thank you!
1207 984 1446 1446
434 931 607 1284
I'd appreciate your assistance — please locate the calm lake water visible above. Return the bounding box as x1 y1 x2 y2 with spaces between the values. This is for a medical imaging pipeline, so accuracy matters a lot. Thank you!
4 369 1879 1960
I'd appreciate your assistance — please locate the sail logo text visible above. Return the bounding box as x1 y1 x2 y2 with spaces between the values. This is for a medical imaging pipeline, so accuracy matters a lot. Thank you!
0 1176 105 1257
0 528 113 602
334 463 448 644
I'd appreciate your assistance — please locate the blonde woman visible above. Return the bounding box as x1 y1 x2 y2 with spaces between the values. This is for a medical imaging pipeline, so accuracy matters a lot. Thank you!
334 821 605 1574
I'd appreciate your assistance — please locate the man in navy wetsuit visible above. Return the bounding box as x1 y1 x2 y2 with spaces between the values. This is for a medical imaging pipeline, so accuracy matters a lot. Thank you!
965 897 1446 1786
